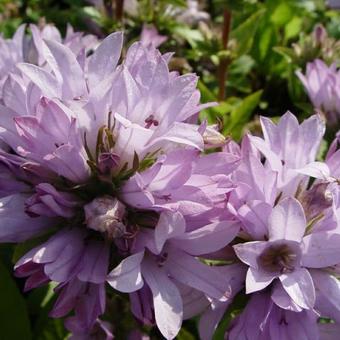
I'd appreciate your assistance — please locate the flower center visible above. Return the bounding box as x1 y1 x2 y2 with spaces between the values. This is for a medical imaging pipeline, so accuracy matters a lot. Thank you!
258 243 298 274
84 196 126 239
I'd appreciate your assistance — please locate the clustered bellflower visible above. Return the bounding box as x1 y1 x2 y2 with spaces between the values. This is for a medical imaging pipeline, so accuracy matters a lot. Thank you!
0 25 241 339
197 112 340 340
0 24 339 340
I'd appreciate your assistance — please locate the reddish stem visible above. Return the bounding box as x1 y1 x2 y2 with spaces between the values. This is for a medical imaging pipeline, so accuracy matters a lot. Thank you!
115 0 124 22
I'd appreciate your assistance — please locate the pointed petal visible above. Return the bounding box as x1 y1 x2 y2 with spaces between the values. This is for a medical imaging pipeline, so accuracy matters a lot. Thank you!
199 303 227 340
148 122 203 150
268 197 306 242
44 144 90 183
237 201 272 240
77 241 109 284
295 161 331 181
277 111 300 164
260 116 280 153
271 281 303 312
142 257 183 340
107 251 144 293
88 32 123 88
0 194 51 242
194 152 240 176
299 114 325 165
155 211 185 253
146 149 196 192
249 135 283 172
44 39 86 99
279 267 315 309
17 63 61 98
301 232 340 268
310 270 340 323
245 267 276 294
233 241 269 268
167 249 231 301
120 172 155 209
175 221 240 256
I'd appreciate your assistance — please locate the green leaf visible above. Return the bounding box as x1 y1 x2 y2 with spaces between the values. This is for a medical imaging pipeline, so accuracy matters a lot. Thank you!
173 26 204 48
29 284 69 340
27 282 57 316
83 6 102 20
231 8 266 56
224 90 263 140
0 260 32 339
165 0 187 7
229 55 255 76
36 318 69 340
257 26 275 61
214 0 257 11
177 327 196 340
270 2 293 27
197 81 234 124
285 16 303 40
273 46 296 63
198 81 217 103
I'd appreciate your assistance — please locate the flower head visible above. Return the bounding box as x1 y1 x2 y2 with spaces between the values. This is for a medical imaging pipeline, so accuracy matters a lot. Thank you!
0 29 238 338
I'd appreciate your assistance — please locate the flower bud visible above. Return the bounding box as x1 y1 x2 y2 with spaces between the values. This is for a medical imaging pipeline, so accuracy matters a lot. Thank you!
98 151 120 173
84 196 126 239
300 183 333 220
313 24 327 46
203 125 226 148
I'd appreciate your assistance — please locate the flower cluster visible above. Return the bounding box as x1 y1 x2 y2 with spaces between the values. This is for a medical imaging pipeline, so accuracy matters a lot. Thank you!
0 25 339 340
0 23 98 95
219 112 340 340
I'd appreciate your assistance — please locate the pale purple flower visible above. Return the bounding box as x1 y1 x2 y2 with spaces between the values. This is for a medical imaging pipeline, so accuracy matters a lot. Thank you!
297 59 340 123
198 264 247 340
0 25 26 90
249 112 325 195
178 1 210 25
106 210 240 339
194 112 340 340
227 291 319 340
0 29 238 338
234 197 340 310
217 113 340 338
120 148 238 227
140 25 167 48
0 24 97 97
328 0 340 9
12 32 214 169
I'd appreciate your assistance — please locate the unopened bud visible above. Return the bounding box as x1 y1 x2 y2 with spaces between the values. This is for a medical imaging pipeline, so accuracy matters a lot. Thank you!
313 24 327 46
203 125 226 148
300 183 333 220
98 151 120 173
84 196 126 238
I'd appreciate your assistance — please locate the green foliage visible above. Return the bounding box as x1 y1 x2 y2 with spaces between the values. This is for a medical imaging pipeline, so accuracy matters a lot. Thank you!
0 260 32 340
223 90 263 140
231 8 266 56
